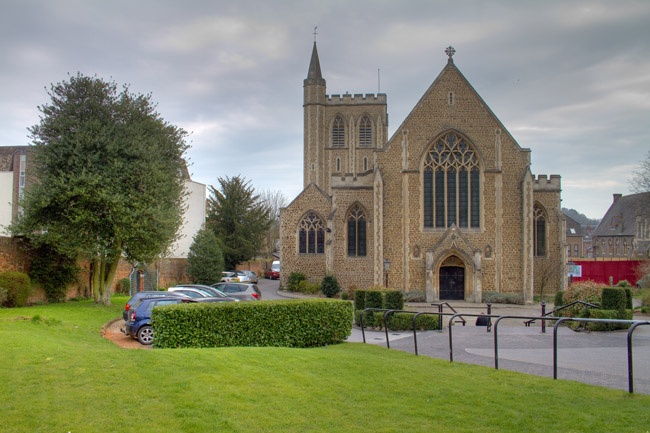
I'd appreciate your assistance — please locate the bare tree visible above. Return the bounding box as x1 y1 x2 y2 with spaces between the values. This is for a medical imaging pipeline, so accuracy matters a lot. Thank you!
258 189 288 258
630 151 650 194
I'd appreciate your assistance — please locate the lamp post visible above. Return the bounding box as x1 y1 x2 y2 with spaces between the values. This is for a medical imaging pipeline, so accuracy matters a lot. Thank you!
383 258 391 288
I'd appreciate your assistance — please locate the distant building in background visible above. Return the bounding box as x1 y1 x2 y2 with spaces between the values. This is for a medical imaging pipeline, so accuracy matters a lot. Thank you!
563 211 595 258
592 192 650 259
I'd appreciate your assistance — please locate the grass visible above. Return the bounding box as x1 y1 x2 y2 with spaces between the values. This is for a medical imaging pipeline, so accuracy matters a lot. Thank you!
1 297 649 432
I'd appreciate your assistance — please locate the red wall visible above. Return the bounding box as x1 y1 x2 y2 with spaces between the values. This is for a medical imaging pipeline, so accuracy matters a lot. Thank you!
571 260 644 286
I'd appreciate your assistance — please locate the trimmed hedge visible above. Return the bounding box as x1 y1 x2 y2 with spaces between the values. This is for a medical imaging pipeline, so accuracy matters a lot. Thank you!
583 309 633 331
152 298 353 349
601 287 627 311
355 289 403 310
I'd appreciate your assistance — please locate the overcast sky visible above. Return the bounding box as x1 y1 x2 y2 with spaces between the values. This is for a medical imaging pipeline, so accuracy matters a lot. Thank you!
2 0 649 219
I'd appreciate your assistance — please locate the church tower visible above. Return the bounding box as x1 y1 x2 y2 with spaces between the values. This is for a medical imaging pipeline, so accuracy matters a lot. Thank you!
303 42 326 189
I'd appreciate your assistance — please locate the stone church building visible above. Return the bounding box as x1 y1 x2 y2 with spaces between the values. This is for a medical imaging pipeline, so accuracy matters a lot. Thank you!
280 44 565 303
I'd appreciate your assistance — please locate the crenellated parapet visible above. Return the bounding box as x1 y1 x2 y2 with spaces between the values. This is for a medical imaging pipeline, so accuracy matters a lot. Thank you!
326 93 387 105
532 174 561 191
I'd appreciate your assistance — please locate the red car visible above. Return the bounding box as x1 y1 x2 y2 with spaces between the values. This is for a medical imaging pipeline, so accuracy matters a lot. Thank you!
264 261 280 280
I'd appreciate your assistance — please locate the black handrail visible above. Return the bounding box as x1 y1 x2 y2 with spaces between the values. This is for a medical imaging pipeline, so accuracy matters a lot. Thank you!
431 302 467 328
359 308 391 343
381 309 418 349
524 300 600 327
552 317 650 393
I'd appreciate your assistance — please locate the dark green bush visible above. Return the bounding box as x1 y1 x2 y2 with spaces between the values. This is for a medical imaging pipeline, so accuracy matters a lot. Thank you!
116 278 131 295
28 244 78 303
384 290 404 310
387 312 440 331
153 298 353 348
601 287 627 311
287 272 307 292
0 286 7 305
624 288 633 309
554 290 564 308
364 290 384 309
354 289 407 326
321 274 340 298
297 280 321 294
583 309 633 331
354 290 366 311
0 271 31 307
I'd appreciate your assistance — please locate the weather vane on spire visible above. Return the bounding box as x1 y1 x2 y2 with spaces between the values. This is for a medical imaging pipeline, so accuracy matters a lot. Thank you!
313 26 318 42
445 46 456 59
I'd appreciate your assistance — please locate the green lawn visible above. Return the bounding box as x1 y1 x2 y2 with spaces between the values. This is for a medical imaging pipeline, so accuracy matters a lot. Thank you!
1 297 648 433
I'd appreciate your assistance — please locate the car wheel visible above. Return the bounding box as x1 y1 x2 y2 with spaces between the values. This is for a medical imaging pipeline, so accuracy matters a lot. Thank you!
136 325 154 345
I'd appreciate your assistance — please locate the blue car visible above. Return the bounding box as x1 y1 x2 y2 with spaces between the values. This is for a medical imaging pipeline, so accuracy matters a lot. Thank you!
123 297 191 345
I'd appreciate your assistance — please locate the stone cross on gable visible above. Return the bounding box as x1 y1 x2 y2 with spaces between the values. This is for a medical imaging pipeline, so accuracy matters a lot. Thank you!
445 46 456 60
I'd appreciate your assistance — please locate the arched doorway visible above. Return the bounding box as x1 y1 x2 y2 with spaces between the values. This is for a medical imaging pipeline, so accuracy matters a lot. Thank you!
439 256 465 300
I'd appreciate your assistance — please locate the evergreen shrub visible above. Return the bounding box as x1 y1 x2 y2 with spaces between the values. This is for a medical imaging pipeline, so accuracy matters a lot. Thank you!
116 278 131 295
0 271 31 307
554 290 564 309
384 290 404 310
287 272 306 292
583 309 633 331
153 298 353 348
321 274 340 298
601 287 627 311
298 280 321 294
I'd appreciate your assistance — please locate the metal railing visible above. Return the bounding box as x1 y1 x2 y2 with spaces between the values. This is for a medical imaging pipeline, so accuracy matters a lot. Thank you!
524 300 600 331
357 307 650 394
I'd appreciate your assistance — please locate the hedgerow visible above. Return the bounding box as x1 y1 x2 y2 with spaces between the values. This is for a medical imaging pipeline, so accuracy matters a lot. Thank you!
152 298 353 349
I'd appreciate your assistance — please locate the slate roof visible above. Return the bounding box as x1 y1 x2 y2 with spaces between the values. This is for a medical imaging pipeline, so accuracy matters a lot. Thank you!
592 192 650 237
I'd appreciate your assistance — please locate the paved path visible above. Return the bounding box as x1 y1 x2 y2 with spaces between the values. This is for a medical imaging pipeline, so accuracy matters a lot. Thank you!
274 288 650 393
347 306 650 394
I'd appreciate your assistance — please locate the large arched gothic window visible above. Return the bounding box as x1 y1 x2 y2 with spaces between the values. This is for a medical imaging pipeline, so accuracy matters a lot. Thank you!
423 132 480 228
347 204 367 257
359 116 372 147
332 116 345 147
298 212 325 254
533 203 547 257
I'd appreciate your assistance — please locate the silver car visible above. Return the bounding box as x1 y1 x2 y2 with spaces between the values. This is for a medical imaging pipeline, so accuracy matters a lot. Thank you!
211 282 262 301
239 270 258 283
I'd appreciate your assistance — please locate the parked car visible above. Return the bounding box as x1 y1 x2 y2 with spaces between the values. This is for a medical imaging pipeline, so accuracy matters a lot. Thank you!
264 260 280 280
168 285 239 302
240 270 258 283
211 282 262 301
234 270 251 283
221 271 240 282
122 290 188 321
123 297 193 345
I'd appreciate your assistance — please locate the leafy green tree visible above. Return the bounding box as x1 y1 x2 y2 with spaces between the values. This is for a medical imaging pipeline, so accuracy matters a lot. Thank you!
15 73 188 305
206 176 272 270
187 227 224 285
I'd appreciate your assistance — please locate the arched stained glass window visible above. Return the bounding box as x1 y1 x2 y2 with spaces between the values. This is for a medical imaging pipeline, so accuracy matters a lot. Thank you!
332 116 345 147
298 212 325 254
347 204 367 257
534 203 547 257
423 132 480 228
359 116 372 147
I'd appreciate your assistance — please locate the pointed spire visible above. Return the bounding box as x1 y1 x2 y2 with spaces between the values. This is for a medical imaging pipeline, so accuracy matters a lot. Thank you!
305 41 325 86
